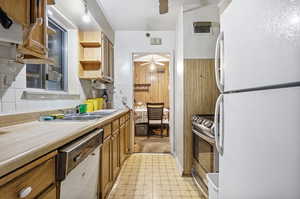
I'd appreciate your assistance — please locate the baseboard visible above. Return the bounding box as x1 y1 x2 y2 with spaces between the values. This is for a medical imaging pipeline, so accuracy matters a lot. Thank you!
175 155 184 176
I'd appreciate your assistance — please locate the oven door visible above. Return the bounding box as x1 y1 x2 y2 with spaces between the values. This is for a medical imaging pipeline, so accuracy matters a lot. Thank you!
192 129 219 197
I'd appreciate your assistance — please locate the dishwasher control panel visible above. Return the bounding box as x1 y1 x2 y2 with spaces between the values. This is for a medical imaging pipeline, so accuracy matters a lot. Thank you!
57 128 103 181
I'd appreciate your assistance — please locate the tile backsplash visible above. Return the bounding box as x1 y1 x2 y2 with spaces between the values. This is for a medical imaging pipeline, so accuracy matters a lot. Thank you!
0 66 83 114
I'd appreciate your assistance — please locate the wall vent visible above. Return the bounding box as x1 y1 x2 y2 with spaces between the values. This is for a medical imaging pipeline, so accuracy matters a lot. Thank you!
193 22 212 34
150 38 162 45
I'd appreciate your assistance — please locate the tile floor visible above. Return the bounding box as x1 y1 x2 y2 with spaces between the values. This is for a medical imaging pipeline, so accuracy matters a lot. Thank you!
134 136 171 153
108 154 205 199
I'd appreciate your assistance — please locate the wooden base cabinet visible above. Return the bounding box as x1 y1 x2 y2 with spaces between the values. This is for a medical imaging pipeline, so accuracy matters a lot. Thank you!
125 118 131 155
119 123 126 165
100 112 131 199
100 136 112 199
112 130 120 180
0 151 57 199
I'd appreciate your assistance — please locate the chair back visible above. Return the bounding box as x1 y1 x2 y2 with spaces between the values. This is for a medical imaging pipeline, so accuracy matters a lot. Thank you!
147 103 164 122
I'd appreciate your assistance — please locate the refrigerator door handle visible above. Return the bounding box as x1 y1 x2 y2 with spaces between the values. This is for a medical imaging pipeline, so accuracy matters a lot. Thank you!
213 94 224 156
215 32 224 93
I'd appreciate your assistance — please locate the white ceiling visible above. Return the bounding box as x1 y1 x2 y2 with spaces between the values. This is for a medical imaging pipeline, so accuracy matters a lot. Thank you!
97 0 182 31
54 0 100 30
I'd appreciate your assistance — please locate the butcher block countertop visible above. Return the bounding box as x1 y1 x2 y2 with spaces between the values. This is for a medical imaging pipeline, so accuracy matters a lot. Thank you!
0 109 129 178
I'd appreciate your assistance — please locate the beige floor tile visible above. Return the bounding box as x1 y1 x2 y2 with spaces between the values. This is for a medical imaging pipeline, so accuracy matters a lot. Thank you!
107 154 204 199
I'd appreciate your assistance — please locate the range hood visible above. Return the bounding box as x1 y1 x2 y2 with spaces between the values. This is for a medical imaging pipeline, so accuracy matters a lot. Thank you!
0 22 22 45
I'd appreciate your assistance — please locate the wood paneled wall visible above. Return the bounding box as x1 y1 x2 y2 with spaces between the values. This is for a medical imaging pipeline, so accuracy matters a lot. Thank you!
134 62 170 108
183 59 219 175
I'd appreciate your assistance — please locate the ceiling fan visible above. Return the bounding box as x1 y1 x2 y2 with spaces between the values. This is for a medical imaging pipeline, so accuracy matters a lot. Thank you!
140 55 165 67
159 0 169 14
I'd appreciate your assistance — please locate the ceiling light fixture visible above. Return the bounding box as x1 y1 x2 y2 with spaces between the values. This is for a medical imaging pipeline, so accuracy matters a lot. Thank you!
82 0 90 23
150 63 156 71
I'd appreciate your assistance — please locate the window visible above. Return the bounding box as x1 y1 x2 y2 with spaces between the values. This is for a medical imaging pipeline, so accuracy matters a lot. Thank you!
26 19 67 91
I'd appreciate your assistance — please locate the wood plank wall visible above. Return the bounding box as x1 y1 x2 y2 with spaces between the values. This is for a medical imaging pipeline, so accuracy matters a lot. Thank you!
183 59 220 175
134 62 170 108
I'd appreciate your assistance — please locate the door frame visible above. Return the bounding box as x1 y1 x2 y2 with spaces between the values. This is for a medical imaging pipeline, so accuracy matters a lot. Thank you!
131 51 175 154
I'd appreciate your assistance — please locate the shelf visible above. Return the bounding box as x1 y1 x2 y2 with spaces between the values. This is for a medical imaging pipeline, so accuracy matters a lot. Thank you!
47 0 55 5
79 76 112 83
80 60 101 70
80 41 101 48
134 83 151 87
134 88 149 92
19 55 55 65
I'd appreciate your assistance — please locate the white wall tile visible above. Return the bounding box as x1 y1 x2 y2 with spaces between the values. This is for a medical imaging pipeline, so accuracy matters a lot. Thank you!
0 17 87 115
2 102 16 113
13 66 27 89
0 88 16 103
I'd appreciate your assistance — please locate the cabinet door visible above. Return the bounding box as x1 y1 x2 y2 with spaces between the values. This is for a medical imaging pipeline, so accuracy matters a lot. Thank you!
119 124 126 165
101 137 112 199
101 33 113 82
0 0 30 26
108 41 114 81
101 34 109 79
112 131 120 180
125 119 130 154
23 0 47 57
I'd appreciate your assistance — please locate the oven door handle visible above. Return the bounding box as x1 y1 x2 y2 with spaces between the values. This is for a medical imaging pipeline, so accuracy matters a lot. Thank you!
213 94 224 156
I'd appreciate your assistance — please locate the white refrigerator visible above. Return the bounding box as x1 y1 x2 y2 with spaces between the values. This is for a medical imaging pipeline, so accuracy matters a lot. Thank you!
212 0 300 199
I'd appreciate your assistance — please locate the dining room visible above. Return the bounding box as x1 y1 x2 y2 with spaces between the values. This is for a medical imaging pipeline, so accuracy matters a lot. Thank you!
133 53 171 153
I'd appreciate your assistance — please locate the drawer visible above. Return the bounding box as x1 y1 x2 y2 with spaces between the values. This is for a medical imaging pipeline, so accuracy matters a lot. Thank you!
103 124 112 139
36 185 56 199
0 158 55 199
120 116 126 125
112 119 119 132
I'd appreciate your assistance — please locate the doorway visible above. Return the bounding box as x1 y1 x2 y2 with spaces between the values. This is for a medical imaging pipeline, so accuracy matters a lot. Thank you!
132 53 171 153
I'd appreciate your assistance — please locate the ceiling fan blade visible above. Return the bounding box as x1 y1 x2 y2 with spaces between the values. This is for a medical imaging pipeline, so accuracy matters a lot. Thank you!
140 62 150 66
159 0 168 14
155 62 165 66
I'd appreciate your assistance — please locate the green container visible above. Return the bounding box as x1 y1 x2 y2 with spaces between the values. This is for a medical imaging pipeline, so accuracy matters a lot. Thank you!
78 104 87 114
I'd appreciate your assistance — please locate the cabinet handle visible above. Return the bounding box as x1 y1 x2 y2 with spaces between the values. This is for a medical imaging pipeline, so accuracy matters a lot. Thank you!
73 154 82 162
19 186 32 198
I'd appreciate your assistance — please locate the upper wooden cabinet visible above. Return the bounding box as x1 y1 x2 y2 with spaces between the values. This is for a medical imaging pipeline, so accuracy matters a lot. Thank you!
21 0 48 58
47 0 55 5
0 0 30 26
79 31 103 80
0 0 54 64
101 33 114 83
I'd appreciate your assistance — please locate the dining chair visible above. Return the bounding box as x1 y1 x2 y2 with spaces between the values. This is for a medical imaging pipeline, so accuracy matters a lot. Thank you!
146 102 164 138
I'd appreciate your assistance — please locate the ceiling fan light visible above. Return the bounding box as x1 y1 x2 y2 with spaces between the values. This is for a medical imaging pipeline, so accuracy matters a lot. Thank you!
150 64 156 71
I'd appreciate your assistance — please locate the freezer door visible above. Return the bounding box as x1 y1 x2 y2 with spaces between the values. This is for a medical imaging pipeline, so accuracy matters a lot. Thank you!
219 87 300 199
220 0 300 92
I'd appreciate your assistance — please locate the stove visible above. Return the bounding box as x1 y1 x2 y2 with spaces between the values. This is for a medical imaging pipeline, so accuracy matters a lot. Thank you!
191 114 218 199
192 115 215 138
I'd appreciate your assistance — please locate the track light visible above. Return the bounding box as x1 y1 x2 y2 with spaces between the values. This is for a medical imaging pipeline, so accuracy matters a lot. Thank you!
82 0 90 23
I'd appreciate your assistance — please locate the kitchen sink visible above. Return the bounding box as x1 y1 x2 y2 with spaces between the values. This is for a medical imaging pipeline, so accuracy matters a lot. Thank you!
61 109 118 121
88 109 118 116
62 114 103 121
